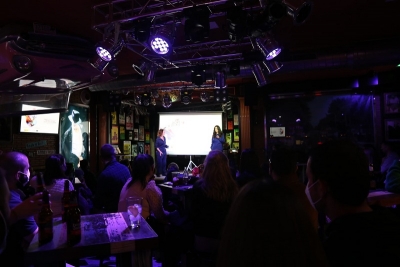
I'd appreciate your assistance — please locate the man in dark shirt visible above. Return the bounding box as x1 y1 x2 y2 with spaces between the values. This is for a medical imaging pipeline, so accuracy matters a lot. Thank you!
305 140 400 266
94 144 131 213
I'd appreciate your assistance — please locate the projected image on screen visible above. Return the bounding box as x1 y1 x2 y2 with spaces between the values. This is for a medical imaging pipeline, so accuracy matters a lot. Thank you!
159 112 223 155
20 104 60 134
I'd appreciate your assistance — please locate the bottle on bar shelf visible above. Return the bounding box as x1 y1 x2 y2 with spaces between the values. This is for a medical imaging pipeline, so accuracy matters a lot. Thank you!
61 179 71 222
38 189 53 245
36 172 45 193
66 190 81 246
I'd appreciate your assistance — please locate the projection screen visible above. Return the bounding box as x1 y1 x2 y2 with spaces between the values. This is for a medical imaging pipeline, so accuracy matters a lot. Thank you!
158 112 223 155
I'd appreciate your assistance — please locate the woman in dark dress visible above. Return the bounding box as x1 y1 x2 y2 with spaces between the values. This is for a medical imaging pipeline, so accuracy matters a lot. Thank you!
155 129 168 177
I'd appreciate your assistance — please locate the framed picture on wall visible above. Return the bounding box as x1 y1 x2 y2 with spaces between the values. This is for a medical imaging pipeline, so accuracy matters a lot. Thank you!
233 114 239 126
134 128 139 141
144 116 150 129
234 128 239 141
385 119 400 141
145 144 150 154
111 111 117 125
128 131 133 140
232 142 239 150
126 113 133 130
138 126 144 141
123 140 131 159
132 144 138 157
137 142 144 154
111 125 119 144
384 93 400 114
119 112 125 124
145 131 150 143
119 126 125 140
225 132 232 147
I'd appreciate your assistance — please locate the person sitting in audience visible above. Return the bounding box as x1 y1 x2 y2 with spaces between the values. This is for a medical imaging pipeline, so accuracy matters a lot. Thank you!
269 146 318 231
236 148 262 188
30 154 75 217
78 159 97 195
306 139 400 266
380 141 399 176
191 150 238 257
0 152 43 264
94 144 131 213
385 159 400 193
217 179 328 267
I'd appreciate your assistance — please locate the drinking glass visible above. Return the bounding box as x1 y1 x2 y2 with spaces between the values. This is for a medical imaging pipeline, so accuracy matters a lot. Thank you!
126 197 143 228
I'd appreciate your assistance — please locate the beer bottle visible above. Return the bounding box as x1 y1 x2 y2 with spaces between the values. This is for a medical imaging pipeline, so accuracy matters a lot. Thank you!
61 179 71 222
66 190 81 246
36 172 45 193
38 190 53 245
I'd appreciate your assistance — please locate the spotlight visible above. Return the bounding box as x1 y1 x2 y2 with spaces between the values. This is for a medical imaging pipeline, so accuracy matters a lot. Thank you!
181 90 192 105
134 18 152 43
256 35 281 60
107 61 119 77
263 61 283 74
151 98 157 106
12 55 32 73
191 65 206 86
284 1 313 25
251 63 268 87
149 25 175 55
228 61 241 76
183 6 211 43
200 91 210 102
214 88 228 103
162 94 172 108
131 63 145 79
95 38 124 62
134 94 142 105
142 92 151 106
227 5 248 42
267 0 288 20
215 70 227 89
139 62 157 82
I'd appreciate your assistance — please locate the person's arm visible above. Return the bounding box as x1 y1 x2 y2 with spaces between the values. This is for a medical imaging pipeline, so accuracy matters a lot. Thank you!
9 193 43 225
146 182 169 224
220 134 225 144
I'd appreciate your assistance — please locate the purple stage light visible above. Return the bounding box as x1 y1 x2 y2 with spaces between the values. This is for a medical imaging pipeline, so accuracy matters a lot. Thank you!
96 46 112 62
150 37 170 55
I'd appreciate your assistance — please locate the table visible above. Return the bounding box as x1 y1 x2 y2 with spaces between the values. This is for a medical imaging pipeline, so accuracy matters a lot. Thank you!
158 183 193 213
367 190 400 207
24 212 158 266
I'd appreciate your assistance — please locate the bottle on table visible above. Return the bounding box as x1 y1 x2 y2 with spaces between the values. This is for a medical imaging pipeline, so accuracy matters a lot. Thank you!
36 172 45 193
66 190 81 246
62 179 71 222
38 189 53 245
182 167 189 185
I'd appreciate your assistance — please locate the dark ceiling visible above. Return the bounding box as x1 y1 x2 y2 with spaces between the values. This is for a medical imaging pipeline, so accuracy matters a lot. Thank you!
1 0 400 102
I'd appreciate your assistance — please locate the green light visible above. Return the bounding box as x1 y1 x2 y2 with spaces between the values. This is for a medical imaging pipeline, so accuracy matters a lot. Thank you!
397 63 400 67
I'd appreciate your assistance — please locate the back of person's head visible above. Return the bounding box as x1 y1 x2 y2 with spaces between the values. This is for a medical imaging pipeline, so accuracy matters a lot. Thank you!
269 146 298 177
80 159 89 169
201 150 238 202
308 139 370 206
217 179 328 267
239 148 261 175
129 154 154 188
1 151 28 180
44 154 67 185
100 144 116 161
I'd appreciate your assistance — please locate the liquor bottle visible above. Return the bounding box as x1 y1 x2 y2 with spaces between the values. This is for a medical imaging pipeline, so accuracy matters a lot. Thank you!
66 190 81 246
61 179 71 222
38 190 53 245
36 172 45 193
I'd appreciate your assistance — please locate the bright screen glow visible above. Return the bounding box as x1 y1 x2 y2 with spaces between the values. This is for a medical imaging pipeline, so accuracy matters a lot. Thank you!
159 112 223 155
270 127 285 137
20 104 60 134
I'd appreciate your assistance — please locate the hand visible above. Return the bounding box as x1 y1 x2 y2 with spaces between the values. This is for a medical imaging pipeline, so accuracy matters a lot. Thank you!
10 193 44 224
165 145 169 148
216 135 219 138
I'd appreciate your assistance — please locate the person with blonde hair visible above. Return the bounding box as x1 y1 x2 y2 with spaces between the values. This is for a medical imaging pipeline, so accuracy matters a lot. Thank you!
191 150 238 256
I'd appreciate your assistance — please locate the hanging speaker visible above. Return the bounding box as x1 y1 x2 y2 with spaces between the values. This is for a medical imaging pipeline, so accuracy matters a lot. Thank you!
80 89 91 105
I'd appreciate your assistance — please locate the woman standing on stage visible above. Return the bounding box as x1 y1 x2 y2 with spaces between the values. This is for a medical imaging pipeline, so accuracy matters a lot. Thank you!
210 125 225 152
155 129 168 177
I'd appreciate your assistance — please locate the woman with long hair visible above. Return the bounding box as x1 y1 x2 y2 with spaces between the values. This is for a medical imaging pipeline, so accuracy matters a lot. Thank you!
210 125 225 152
191 150 238 254
217 180 328 267
155 129 169 177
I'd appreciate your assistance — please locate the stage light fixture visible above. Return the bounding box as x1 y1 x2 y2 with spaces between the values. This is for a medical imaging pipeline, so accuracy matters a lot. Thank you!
181 90 192 105
142 92 151 106
183 6 211 43
215 70 227 89
191 65 206 86
139 62 157 82
134 18 152 43
200 91 210 102
95 38 124 62
107 61 119 77
12 55 32 73
151 97 157 106
263 60 283 74
256 35 281 60
226 5 248 42
162 94 172 108
134 94 142 105
131 63 145 79
149 25 175 55
214 88 228 103
284 1 313 25
229 61 241 76
251 62 268 87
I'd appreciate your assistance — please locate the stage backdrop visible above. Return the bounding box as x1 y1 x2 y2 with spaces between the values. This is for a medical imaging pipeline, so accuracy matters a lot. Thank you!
158 112 223 155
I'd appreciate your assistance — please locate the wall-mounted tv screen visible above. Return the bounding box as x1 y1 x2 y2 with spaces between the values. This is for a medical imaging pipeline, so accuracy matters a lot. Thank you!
20 104 60 134
159 112 223 155
270 127 286 137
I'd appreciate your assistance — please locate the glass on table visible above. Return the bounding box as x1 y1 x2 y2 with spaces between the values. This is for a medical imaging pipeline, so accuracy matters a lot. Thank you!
126 197 143 228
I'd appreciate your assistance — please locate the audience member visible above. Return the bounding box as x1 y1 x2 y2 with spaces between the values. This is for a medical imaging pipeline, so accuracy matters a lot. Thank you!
0 152 43 264
0 168 9 254
119 158 132 173
384 159 400 193
74 167 94 214
380 141 399 175
236 148 262 188
306 139 400 266
217 180 328 267
269 146 318 231
30 154 75 217
78 159 97 195
94 144 131 213
191 150 238 255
